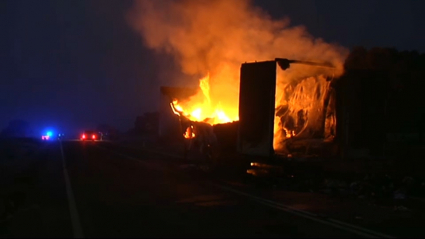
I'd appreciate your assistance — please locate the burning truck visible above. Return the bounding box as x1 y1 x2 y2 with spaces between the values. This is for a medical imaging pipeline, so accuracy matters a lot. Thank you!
159 58 339 168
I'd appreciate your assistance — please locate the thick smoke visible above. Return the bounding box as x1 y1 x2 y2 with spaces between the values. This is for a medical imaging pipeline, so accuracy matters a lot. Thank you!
128 0 347 101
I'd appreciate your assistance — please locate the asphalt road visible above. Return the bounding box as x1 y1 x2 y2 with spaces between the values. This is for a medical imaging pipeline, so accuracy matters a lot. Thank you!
6 140 401 238
7 139 425 238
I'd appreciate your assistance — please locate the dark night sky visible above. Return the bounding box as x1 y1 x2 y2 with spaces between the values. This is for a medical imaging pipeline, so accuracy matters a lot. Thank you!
1 0 424 135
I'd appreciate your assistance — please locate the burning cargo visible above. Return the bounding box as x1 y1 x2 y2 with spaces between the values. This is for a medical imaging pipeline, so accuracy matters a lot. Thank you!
159 85 237 161
161 58 339 162
158 86 198 142
238 58 338 159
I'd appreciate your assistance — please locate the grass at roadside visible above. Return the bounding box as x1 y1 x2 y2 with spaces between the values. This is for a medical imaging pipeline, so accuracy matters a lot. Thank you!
0 138 46 236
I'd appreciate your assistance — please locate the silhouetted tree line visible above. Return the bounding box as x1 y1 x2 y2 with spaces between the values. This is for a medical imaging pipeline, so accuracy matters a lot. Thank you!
335 47 425 158
0 120 33 138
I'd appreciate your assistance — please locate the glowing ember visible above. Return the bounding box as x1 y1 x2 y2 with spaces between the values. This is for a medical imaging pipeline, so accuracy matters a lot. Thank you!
273 72 337 152
170 73 238 125
183 125 195 139
283 127 295 138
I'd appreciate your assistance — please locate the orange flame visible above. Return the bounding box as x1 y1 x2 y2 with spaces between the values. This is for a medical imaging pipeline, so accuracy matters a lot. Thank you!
183 125 195 139
170 73 238 125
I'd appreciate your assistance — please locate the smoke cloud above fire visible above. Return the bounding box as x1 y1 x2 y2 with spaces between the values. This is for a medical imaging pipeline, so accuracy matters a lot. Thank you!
128 0 348 126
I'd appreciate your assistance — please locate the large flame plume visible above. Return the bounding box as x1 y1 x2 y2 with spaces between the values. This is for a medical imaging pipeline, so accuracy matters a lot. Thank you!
128 0 348 147
170 73 237 125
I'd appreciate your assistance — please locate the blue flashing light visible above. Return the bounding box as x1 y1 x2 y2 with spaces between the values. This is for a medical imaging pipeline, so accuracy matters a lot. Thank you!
47 131 53 137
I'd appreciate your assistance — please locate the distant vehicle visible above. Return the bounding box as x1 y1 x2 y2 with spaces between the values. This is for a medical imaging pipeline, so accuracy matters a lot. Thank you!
80 130 102 141
41 131 53 140
41 131 65 140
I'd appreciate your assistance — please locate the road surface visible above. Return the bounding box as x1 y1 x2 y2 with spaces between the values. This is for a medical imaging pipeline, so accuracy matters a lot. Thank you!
3 140 414 238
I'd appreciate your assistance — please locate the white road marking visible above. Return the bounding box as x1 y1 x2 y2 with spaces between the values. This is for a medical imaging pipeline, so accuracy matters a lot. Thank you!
94 145 396 238
60 141 84 238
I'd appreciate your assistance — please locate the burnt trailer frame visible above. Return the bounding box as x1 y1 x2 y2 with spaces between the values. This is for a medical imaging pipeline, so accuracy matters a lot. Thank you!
158 86 198 142
237 58 335 160
238 60 277 158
